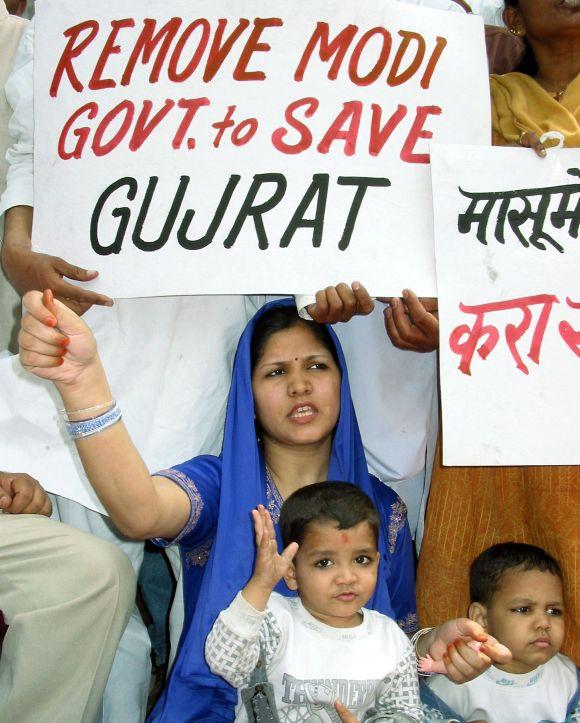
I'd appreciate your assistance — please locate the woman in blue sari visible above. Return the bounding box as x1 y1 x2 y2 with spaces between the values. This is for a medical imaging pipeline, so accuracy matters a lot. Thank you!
148 299 416 721
19 293 508 722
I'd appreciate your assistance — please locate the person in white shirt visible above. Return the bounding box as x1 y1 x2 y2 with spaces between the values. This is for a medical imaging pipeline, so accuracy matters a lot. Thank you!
425 543 579 723
0 0 26 353
206 483 424 722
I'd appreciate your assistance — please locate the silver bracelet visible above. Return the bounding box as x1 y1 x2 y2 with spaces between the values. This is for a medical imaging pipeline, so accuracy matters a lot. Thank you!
65 401 122 439
61 399 115 420
411 627 435 676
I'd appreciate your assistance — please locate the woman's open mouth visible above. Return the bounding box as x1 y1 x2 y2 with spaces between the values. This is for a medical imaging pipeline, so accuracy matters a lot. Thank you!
288 403 318 422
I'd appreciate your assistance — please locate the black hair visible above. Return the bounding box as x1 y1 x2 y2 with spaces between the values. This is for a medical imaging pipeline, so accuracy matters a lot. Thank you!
470 542 563 606
279 481 379 548
250 305 339 373
503 0 538 76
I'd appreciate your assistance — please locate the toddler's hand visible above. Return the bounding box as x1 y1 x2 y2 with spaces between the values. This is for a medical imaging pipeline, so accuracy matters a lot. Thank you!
242 506 299 611
251 505 298 591
334 700 359 722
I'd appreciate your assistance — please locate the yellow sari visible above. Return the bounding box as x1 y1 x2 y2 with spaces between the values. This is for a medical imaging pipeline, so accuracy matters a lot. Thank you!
491 72 580 147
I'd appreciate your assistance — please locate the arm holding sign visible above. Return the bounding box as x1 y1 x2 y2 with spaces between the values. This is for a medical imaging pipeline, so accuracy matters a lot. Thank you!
0 21 112 315
2 206 113 315
380 290 440 352
300 281 374 324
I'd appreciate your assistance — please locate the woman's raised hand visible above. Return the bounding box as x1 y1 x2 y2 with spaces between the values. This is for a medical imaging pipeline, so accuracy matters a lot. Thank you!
242 505 299 611
417 618 511 683
19 289 99 386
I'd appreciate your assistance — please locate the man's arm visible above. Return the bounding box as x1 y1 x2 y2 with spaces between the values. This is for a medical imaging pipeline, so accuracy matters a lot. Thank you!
380 291 439 353
2 205 113 314
0 470 52 515
0 21 112 314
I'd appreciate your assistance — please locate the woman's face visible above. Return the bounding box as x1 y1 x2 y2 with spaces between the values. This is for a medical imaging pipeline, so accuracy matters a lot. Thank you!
505 0 580 41
251 324 341 449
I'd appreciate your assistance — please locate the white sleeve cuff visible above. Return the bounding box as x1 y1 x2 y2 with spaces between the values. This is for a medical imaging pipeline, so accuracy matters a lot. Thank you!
219 590 266 638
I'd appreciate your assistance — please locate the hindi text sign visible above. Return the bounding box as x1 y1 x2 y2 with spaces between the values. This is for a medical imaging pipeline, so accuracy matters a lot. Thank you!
431 145 580 466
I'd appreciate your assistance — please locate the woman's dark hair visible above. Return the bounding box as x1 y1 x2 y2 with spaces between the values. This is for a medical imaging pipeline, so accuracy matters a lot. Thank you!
250 304 340 373
503 0 538 76
470 542 563 607
279 481 379 547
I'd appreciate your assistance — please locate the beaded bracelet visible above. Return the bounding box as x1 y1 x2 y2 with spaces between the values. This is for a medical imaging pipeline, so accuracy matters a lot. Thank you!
65 401 122 439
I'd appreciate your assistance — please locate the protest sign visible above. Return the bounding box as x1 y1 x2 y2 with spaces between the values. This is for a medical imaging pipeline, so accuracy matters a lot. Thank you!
431 145 580 466
33 0 489 297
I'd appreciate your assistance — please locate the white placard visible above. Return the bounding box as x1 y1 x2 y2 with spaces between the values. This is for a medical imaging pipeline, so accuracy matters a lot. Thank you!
34 0 489 297
432 144 580 466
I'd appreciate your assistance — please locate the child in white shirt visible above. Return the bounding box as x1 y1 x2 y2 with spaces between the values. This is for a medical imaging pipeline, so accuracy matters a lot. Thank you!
426 542 579 723
206 482 424 722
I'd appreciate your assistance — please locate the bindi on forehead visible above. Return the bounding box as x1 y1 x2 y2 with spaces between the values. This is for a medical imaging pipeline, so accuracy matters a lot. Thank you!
340 532 349 543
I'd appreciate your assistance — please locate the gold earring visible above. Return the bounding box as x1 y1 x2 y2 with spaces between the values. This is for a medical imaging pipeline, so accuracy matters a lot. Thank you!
509 27 521 36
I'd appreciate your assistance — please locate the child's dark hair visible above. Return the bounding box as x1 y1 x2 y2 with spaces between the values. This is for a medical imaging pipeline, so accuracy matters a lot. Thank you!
250 305 339 373
470 542 563 607
279 482 379 548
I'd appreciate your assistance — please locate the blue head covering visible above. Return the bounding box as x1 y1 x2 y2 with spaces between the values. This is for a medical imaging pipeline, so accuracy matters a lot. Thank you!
150 298 395 722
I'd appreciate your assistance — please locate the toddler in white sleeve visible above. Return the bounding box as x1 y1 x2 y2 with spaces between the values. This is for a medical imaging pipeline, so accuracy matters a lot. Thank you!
206 482 423 722
426 542 578 723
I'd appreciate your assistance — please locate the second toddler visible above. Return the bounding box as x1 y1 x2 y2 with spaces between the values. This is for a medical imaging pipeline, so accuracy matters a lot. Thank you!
426 542 578 723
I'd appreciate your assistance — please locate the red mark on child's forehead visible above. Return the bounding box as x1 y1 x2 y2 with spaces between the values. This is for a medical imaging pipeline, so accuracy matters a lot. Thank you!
340 532 349 543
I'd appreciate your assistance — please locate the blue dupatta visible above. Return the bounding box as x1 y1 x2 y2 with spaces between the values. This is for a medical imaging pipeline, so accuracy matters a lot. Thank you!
150 298 400 722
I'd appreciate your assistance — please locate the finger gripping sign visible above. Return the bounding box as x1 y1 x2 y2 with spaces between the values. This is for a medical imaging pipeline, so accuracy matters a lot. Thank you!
431 145 580 466
34 0 489 297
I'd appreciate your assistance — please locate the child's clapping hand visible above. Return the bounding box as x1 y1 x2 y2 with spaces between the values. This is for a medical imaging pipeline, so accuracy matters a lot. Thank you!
242 505 299 611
